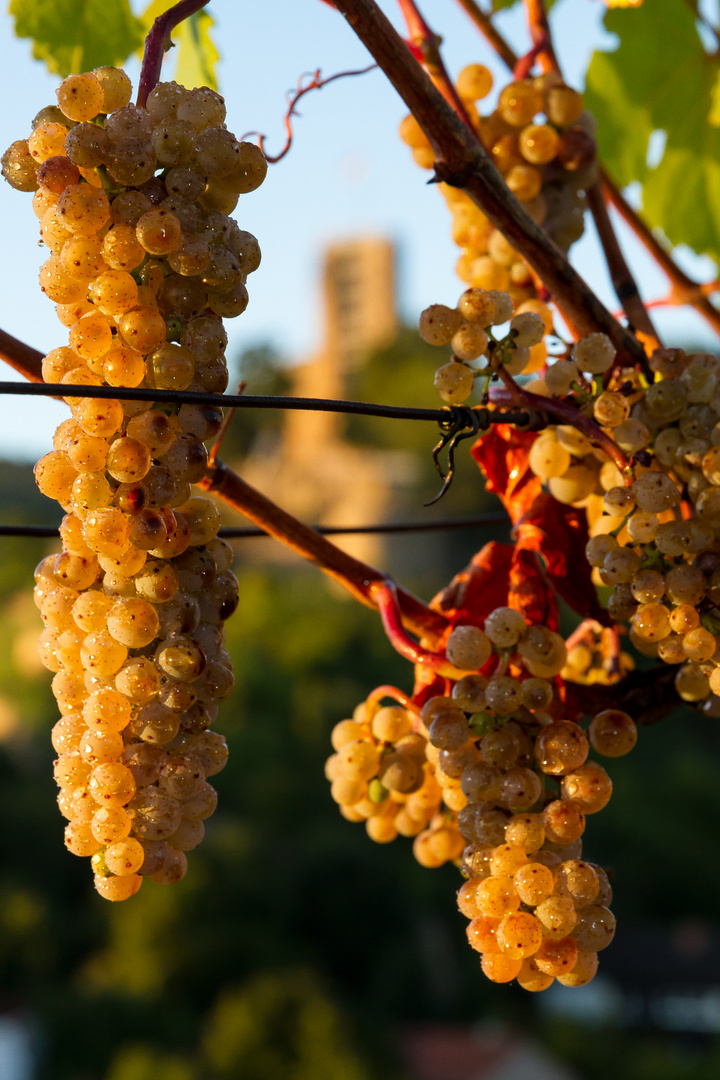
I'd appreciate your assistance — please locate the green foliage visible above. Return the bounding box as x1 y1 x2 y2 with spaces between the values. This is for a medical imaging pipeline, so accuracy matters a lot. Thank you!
106 1045 196 1080
201 971 372 1079
586 0 720 263
218 344 291 458
140 1 220 91
9 0 144 76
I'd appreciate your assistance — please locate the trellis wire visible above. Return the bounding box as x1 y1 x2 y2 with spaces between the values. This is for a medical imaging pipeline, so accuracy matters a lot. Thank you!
0 512 510 540
0 381 535 428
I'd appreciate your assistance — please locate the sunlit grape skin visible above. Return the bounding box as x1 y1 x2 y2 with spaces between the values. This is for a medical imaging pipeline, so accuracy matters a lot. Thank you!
5 66 270 902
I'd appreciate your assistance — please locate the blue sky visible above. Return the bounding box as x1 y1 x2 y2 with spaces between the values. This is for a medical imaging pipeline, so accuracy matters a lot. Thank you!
0 0 717 462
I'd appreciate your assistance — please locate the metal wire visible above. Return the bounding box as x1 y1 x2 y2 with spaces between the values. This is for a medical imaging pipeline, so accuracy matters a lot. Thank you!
0 512 510 540
0 381 534 427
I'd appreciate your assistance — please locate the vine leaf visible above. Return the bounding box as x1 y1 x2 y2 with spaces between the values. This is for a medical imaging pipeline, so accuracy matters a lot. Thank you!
9 0 144 76
431 541 514 629
509 544 558 630
471 424 541 526
140 0 219 90
586 0 720 263
518 493 610 625
472 427 607 624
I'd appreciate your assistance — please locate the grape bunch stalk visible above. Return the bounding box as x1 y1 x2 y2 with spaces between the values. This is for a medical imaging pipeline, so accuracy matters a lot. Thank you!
2 65 267 899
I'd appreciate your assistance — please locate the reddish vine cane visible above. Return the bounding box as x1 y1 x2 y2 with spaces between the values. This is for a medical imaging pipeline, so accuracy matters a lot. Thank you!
243 65 378 164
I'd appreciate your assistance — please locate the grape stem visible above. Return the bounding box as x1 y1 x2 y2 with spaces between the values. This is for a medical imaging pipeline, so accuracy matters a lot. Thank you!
136 0 212 108
492 364 633 479
369 578 467 677
199 457 450 642
332 0 646 364
207 381 246 469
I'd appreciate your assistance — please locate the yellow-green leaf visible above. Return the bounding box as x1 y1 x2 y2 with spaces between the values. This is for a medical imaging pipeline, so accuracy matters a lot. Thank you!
9 0 144 76
139 0 219 91
586 0 720 263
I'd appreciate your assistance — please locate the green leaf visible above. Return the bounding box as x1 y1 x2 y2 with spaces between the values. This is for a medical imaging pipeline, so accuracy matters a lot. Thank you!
139 0 219 91
585 0 720 263
9 0 144 76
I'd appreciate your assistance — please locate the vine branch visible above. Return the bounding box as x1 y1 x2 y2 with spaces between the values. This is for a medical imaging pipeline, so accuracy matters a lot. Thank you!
523 0 560 75
0 329 43 383
199 458 450 644
601 170 720 341
585 181 660 353
453 0 518 70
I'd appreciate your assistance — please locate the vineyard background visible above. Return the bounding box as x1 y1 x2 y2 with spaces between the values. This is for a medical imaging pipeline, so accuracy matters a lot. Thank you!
2 1 720 1079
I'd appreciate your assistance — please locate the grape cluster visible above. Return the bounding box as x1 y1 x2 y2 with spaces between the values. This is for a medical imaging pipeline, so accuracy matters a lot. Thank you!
400 66 595 305
327 607 636 990
3 67 265 898
525 331 642 516
580 348 720 702
418 286 549 404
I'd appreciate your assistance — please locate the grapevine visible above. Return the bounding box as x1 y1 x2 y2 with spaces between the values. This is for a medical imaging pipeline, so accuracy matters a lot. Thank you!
1 0 720 1044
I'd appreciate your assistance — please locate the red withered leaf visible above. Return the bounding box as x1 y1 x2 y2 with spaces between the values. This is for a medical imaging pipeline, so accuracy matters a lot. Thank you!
509 542 558 630
472 424 541 526
430 540 513 629
519 491 610 624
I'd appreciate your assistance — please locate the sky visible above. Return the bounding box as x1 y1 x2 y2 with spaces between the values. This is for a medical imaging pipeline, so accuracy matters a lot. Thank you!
0 0 718 462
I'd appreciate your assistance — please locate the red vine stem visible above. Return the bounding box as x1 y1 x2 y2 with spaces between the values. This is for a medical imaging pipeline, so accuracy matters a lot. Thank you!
601 170 720 341
493 365 632 477
523 0 561 75
454 0 518 70
207 381 245 468
370 579 466 677
137 0 212 108
199 458 450 643
365 684 422 716
395 0 477 129
332 0 646 367
242 65 377 164
564 618 603 653
585 181 660 354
